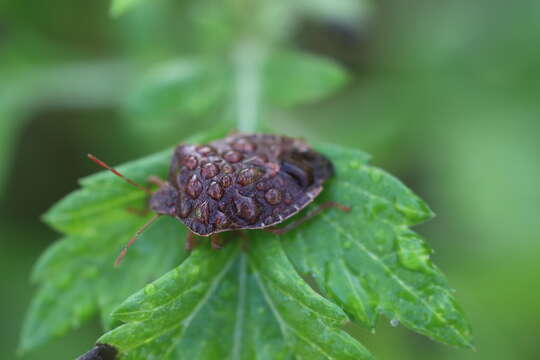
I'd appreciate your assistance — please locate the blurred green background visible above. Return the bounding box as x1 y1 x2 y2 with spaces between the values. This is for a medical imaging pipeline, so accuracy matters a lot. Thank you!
1 0 539 359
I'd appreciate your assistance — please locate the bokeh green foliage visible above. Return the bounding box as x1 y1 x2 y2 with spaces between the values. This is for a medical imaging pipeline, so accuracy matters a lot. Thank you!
1 0 539 359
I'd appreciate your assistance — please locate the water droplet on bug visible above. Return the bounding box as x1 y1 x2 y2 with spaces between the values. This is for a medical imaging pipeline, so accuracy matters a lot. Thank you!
390 319 399 327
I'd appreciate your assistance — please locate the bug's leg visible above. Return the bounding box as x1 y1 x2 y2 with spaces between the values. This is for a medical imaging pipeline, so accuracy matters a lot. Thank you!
126 206 151 216
264 202 351 235
238 230 250 251
186 231 198 251
148 175 167 187
115 214 161 267
210 234 222 249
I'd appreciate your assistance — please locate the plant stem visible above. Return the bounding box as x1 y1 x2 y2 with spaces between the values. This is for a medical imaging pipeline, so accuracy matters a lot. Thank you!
233 40 264 132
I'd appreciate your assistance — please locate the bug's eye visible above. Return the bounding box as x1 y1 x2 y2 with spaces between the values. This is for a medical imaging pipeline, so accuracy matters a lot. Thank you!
281 152 314 188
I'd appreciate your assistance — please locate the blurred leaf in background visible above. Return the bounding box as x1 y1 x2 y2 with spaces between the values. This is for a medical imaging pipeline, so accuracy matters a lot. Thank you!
111 0 145 17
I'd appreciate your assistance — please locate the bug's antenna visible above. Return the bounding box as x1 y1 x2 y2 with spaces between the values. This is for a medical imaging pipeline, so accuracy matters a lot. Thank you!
115 214 161 267
87 154 153 195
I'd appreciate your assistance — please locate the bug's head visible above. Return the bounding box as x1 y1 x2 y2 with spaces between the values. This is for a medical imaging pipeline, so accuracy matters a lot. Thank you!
149 184 178 216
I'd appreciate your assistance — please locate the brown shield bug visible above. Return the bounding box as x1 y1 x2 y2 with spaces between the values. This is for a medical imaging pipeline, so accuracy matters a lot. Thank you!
89 133 349 266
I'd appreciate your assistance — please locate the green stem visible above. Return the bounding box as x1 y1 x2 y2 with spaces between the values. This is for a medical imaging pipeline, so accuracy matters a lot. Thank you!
233 40 264 132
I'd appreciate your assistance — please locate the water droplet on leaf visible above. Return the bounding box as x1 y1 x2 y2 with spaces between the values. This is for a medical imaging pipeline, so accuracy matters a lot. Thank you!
396 231 433 273
369 169 382 183
144 283 157 295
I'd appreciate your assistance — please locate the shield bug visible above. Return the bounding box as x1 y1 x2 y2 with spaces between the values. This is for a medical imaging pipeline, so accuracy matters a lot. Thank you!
89 133 349 266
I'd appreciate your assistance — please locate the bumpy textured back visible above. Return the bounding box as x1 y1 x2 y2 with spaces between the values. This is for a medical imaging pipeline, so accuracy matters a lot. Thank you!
150 133 333 236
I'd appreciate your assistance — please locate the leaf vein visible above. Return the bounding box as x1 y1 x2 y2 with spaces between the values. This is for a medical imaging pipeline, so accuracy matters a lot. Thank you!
252 271 337 360
231 255 247 360
322 215 468 344
339 259 370 323
339 178 424 221
259 273 342 324
182 252 238 328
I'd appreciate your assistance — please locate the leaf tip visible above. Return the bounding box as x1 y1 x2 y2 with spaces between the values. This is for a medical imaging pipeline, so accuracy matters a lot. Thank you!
438 320 475 351
17 328 47 358
460 329 476 351
456 335 476 351
40 211 53 226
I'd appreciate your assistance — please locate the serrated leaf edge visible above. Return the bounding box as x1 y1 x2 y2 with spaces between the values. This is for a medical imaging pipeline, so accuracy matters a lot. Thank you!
340 176 433 225
100 247 239 352
321 213 473 348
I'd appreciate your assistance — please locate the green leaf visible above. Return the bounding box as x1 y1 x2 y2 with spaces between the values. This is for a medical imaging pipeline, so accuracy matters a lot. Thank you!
98 243 239 351
165 253 290 360
124 60 227 124
121 50 347 131
20 267 97 353
21 215 186 353
110 0 146 17
281 143 474 348
264 50 349 107
23 130 473 358
96 236 372 360
248 235 374 360
20 131 226 354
